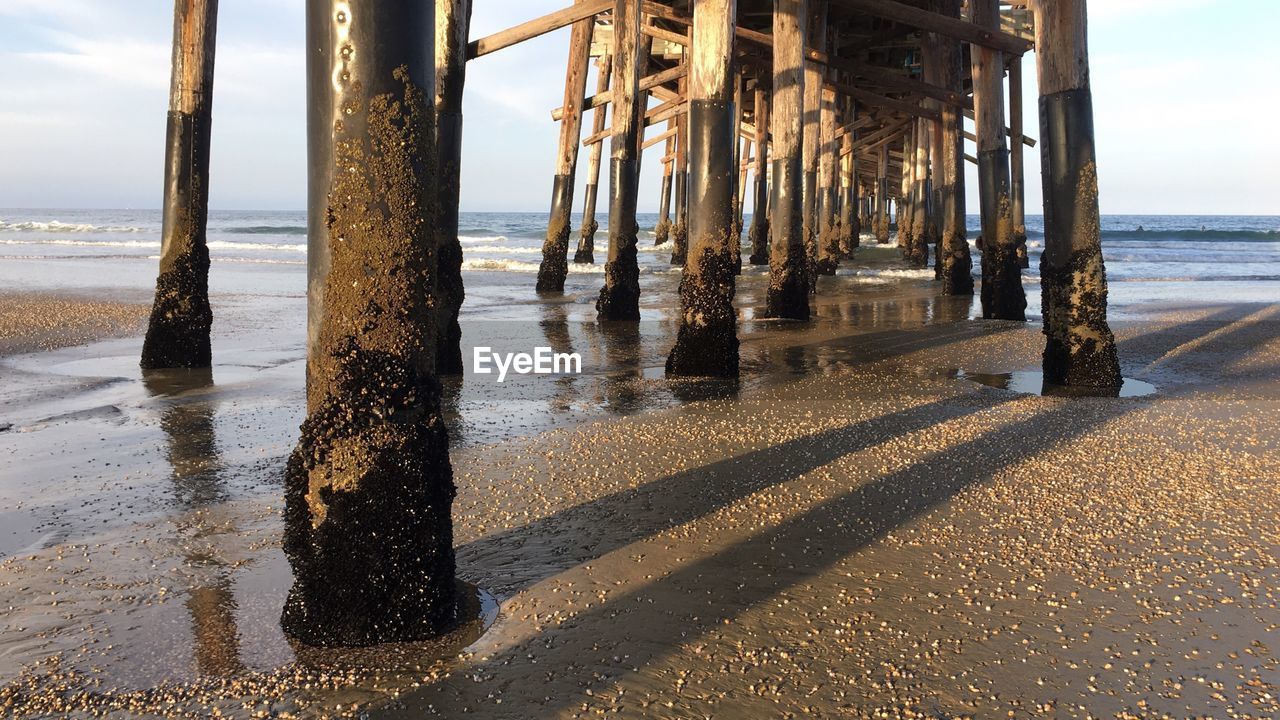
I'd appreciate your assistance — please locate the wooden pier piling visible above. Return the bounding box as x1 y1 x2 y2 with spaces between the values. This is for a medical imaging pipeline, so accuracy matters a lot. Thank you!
655 122 675 246
801 2 826 287
1032 0 1122 388
1009 54 1030 269
285 0 455 646
874 144 891 244
747 85 771 265
537 0 595 292
765 0 811 321
670 75 690 265
816 86 840 275
666 0 739 377
908 115 932 267
574 55 612 264
596 0 644 320
972 0 1026 320
932 0 973 295
433 0 470 375
141 0 219 370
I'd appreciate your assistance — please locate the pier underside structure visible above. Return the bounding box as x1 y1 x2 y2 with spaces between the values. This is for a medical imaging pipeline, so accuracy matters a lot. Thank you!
140 0 1123 645
514 0 1118 385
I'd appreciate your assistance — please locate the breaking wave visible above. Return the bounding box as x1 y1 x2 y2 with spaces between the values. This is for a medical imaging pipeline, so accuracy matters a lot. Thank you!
1102 229 1279 242
462 258 608 274
223 225 308 235
0 219 143 233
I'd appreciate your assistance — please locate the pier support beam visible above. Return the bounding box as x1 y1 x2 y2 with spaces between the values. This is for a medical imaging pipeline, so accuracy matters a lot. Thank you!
747 85 771 265
141 0 219 370
898 128 914 257
874 145 891 244
670 75 690 265
765 0 811 320
1009 55 1029 269
433 0 470 375
596 0 643 320
972 0 1026 320
816 86 840 275
537 0 594 293
1032 0 1121 388
730 74 746 274
907 115 932 267
931 0 972 294
801 2 827 288
575 55 611 264
838 100 859 255
285 0 456 646
667 0 739 377
655 125 675 246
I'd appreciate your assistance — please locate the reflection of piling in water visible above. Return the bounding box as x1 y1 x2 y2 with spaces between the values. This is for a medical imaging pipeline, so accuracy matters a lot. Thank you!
184 572 245 677
141 0 218 370
143 369 245 677
540 303 581 412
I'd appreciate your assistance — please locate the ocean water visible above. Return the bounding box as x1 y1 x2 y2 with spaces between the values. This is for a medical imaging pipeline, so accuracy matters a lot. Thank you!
1 208 1277 296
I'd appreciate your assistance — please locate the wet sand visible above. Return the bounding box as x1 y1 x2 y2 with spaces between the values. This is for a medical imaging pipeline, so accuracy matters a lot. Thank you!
0 291 150 357
0 252 1278 718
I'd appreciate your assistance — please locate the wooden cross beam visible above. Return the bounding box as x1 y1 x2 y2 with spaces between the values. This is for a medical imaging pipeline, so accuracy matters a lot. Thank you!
835 115 879 139
642 126 677 150
468 0 611 60
827 79 940 122
841 118 911 155
733 25 971 111
830 0 1033 55
583 97 686 146
552 63 687 121
961 112 1037 147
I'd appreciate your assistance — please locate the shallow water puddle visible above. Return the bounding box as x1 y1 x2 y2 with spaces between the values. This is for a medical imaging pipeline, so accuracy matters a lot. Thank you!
960 369 1157 397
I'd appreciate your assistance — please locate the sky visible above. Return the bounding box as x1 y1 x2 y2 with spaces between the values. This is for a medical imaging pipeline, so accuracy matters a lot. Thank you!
0 0 1275 215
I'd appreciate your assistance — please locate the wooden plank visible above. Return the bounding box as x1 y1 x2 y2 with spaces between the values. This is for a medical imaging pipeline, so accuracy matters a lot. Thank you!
827 79 941 122
642 125 677 149
552 63 686 120
734 24 971 111
831 0 1033 55
582 97 686 146
835 115 878 138
468 0 611 59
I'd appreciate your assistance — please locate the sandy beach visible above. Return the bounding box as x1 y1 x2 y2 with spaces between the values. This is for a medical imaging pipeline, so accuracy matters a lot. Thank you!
1 246 1277 718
